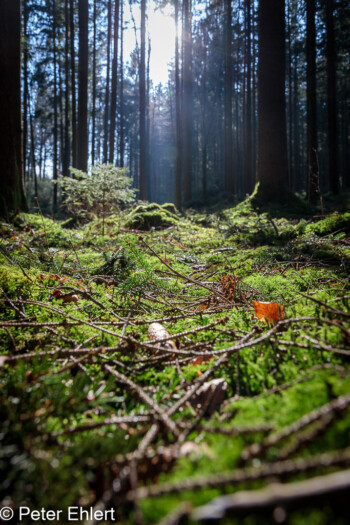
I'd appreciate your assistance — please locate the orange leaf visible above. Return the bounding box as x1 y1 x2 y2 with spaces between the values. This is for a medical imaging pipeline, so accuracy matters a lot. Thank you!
253 301 285 323
199 304 209 311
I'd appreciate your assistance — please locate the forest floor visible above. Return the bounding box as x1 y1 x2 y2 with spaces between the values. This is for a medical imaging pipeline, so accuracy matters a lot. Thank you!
1 196 350 524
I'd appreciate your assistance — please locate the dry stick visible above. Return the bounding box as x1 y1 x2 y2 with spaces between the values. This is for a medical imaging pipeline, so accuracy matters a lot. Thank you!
191 468 350 521
0 247 34 282
300 292 350 318
301 334 350 356
94 348 232 513
1 327 17 352
0 289 29 319
275 412 335 461
103 364 180 437
129 458 143 525
51 415 152 438
175 384 218 448
0 299 129 335
223 364 350 412
145 316 229 346
140 239 232 304
198 423 274 437
127 447 350 500
59 285 134 324
240 392 350 462
0 320 127 327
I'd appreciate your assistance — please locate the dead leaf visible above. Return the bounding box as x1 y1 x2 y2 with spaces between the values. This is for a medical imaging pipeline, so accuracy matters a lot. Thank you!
253 301 285 323
221 274 241 300
53 290 79 304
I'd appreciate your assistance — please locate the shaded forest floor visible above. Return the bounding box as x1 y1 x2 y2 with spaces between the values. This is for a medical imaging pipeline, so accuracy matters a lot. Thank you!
1 197 350 524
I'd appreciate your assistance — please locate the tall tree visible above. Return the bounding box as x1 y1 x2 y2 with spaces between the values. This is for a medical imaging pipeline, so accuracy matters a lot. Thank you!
325 0 338 193
119 0 125 167
23 0 29 180
182 0 192 203
306 0 318 202
63 0 71 177
77 0 88 172
91 0 97 166
175 0 181 209
256 0 288 201
52 0 58 210
109 0 120 165
70 0 77 168
0 0 26 216
224 0 234 199
103 0 112 163
139 0 147 199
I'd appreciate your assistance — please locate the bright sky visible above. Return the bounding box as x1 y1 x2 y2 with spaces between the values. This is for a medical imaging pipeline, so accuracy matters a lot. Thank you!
124 0 176 86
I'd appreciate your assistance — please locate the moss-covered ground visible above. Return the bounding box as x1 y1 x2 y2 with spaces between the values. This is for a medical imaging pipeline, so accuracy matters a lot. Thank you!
1 199 350 524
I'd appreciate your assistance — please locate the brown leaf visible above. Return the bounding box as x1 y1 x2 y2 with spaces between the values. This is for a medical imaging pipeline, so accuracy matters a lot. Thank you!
221 274 241 300
253 301 285 323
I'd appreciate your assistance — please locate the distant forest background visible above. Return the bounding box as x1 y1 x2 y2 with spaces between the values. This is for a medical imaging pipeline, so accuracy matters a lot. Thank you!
0 0 349 216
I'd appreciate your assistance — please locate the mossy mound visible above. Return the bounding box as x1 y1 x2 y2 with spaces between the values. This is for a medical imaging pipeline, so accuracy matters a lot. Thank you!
124 203 179 230
305 212 350 236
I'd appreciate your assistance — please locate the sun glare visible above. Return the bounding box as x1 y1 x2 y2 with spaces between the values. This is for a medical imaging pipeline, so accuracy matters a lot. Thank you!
148 5 176 86
124 1 176 87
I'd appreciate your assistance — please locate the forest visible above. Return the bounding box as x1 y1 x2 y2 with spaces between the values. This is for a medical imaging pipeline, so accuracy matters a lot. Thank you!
0 0 350 523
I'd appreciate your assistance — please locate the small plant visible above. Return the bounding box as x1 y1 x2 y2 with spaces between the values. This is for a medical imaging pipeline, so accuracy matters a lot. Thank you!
56 164 136 233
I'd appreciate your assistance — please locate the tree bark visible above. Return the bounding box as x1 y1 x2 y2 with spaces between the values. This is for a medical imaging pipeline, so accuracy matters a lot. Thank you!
103 0 112 164
139 0 147 200
109 0 120 165
23 0 29 181
119 0 125 167
0 0 26 216
63 0 71 177
53 0 58 211
77 0 88 172
91 0 97 166
175 0 182 209
256 0 288 202
306 0 318 202
325 0 338 193
70 0 77 168
224 0 234 199
182 0 192 203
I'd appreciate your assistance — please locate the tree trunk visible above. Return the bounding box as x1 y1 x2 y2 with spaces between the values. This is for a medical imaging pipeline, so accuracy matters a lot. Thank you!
30 114 38 200
182 0 192 203
53 0 58 211
139 0 147 200
256 0 288 202
77 0 88 172
244 0 253 195
103 0 112 164
0 0 26 216
23 0 29 181
70 0 77 168
306 0 318 202
325 0 338 193
175 0 181 209
63 0 71 178
119 0 125 167
91 0 97 166
224 0 234 198
109 0 120 165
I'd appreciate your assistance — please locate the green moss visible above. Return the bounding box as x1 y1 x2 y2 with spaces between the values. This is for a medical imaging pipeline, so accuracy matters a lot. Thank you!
124 203 179 230
305 212 350 236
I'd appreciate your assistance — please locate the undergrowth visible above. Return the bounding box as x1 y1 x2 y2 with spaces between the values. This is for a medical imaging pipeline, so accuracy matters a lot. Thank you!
0 200 350 524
